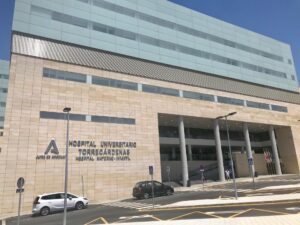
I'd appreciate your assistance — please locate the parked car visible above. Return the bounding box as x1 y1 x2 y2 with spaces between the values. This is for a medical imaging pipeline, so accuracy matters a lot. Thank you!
133 181 174 199
32 192 88 216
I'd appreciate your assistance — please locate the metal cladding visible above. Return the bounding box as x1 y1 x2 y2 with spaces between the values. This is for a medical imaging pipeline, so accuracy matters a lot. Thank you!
12 33 300 104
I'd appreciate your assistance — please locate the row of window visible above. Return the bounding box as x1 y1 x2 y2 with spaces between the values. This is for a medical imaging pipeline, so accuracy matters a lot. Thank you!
78 0 284 63
159 126 271 142
0 88 7 93
40 111 135 125
43 68 289 113
0 74 9 79
31 5 287 79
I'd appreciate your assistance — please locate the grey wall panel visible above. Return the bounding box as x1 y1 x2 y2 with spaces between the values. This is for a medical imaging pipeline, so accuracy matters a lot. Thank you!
12 33 300 104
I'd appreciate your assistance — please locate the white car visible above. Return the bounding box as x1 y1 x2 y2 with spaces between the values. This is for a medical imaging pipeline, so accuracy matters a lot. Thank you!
32 192 88 216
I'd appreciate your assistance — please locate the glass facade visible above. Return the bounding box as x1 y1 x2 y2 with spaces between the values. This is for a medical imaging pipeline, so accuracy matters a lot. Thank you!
0 60 9 129
13 0 298 91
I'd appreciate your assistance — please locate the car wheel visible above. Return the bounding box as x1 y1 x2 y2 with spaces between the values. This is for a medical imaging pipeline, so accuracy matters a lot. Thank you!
143 193 150 199
166 189 172 196
75 201 84 210
40 207 50 216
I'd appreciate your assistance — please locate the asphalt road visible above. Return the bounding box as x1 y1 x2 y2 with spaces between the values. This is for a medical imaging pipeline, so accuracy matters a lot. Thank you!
6 175 300 225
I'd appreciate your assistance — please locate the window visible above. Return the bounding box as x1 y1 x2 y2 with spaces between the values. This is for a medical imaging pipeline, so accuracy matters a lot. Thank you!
288 59 293 65
183 91 214 102
246 101 270 110
40 111 86 121
91 115 135 125
0 102 6 107
217 96 244 106
92 76 138 90
291 75 295 81
271 105 288 113
0 117 4 121
0 88 7 93
142 84 179 97
0 74 8 79
43 68 86 83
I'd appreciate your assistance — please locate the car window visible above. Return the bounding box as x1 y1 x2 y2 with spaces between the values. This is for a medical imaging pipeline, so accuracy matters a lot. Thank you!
147 182 153 188
154 181 162 188
67 194 77 198
41 195 49 200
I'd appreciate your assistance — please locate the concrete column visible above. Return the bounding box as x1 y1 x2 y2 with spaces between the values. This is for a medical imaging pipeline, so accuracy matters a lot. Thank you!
178 116 189 186
269 126 282 175
243 123 255 177
214 120 225 182
188 145 193 161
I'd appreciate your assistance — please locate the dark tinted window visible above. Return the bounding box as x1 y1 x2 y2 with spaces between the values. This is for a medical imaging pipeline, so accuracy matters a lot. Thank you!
217 96 244 106
40 111 86 121
92 76 138 90
183 91 214 102
142 84 179 97
271 105 288 113
246 101 270 110
43 68 86 83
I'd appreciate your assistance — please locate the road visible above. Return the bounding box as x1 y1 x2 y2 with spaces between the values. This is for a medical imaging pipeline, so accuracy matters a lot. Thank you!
6 175 300 225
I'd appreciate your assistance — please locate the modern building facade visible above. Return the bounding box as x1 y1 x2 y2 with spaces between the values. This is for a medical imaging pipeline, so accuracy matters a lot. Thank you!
1 0 300 215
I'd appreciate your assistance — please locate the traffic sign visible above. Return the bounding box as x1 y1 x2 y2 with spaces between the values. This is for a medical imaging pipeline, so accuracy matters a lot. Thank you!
149 165 154 175
17 177 25 189
16 188 24 193
248 158 253 166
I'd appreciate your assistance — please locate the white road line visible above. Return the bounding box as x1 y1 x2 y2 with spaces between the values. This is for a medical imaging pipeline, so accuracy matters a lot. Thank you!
246 193 273 196
102 201 161 209
206 210 244 215
286 207 300 211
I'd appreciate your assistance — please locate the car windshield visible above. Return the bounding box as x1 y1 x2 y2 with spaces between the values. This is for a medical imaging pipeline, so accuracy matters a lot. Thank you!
134 182 143 188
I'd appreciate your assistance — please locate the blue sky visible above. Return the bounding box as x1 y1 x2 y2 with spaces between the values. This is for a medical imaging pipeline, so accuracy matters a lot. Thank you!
1 0 299 84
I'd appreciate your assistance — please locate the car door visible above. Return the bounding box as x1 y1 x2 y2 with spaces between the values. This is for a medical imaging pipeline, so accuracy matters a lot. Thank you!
153 181 164 196
46 194 64 210
67 194 77 208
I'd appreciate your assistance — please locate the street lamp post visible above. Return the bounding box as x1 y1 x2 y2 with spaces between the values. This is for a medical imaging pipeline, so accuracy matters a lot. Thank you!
216 112 238 200
63 107 71 225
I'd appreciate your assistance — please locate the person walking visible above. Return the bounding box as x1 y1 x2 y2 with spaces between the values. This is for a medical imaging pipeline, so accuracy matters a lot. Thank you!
225 169 230 181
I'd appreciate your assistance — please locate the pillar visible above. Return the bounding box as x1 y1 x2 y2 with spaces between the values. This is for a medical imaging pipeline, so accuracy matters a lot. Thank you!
243 123 255 177
214 120 225 181
178 116 189 186
269 126 282 175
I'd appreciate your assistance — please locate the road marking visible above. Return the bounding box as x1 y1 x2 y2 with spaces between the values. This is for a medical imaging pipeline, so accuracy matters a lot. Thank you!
246 193 273 196
286 207 300 211
229 208 253 218
250 208 289 215
115 215 160 224
1 220 6 225
168 211 222 220
139 200 300 212
84 216 108 225
119 215 152 220
206 210 244 215
102 201 161 210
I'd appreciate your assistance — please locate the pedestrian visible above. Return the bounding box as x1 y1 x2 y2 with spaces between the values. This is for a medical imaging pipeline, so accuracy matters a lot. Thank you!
225 169 230 181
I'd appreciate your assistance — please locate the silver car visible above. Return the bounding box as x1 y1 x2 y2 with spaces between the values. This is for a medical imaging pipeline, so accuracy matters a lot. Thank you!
32 192 88 216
